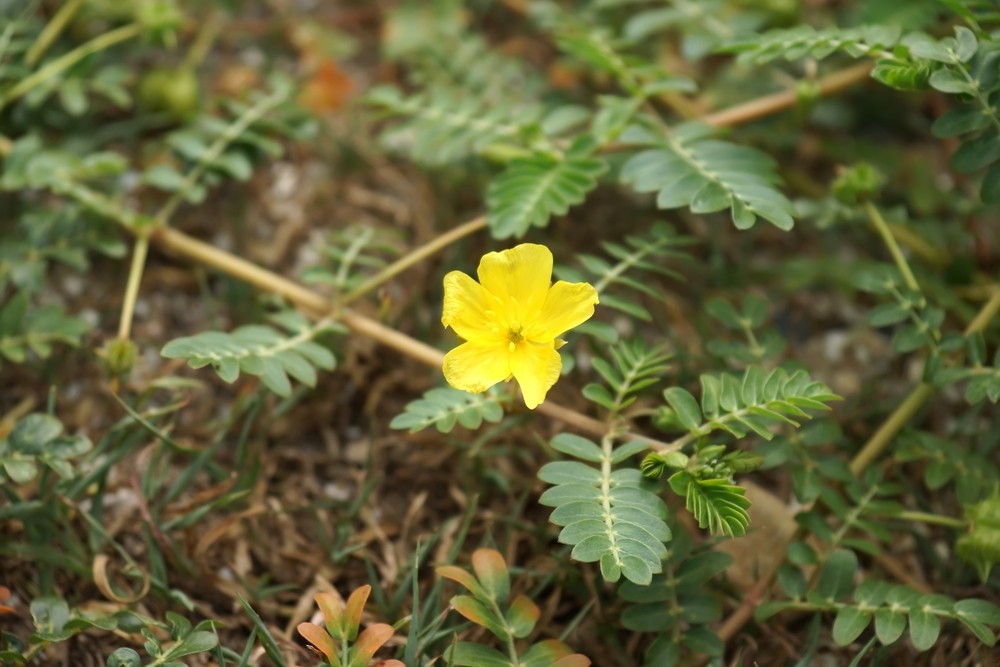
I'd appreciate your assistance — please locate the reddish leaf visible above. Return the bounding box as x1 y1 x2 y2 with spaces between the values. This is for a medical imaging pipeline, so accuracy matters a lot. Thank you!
552 655 592 667
316 591 345 639
522 639 574 663
436 565 487 599
471 548 510 603
348 623 394 667
452 595 508 639
506 594 540 638
297 622 336 662
299 60 354 114
343 584 371 641
0 586 13 616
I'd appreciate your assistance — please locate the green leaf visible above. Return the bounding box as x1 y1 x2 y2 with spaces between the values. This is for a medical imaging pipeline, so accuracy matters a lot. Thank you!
874 607 907 644
908 607 940 651
722 24 901 65
662 387 702 431
368 85 539 165
981 162 1000 204
928 68 974 94
681 625 723 656
563 223 689 343
238 596 286 667
486 150 607 239
162 315 338 397
954 599 1000 626
833 607 872 645
446 642 512 667
672 474 751 537
551 433 604 462
932 107 991 138
620 124 795 231
541 435 670 584
3 459 38 484
812 550 857 602
0 295 88 367
107 648 142 667
868 302 912 327
160 631 218 660
952 134 1000 173
390 387 504 433
663 367 839 443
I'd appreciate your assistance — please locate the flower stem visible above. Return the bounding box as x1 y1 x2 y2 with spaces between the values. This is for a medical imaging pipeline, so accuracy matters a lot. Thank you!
895 510 967 529
865 201 920 293
341 216 487 305
117 234 150 341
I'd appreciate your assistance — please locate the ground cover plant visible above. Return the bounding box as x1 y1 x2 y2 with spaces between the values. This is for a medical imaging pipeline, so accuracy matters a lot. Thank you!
2 0 1000 665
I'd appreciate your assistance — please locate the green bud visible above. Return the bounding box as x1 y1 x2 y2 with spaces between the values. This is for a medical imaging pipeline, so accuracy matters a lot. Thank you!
137 67 200 123
956 495 1000 582
641 450 691 480
723 450 765 473
100 338 137 378
795 79 822 117
640 453 668 479
832 162 885 204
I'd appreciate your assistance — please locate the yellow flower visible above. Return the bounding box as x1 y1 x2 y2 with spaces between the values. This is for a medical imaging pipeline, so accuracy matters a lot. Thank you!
441 243 599 409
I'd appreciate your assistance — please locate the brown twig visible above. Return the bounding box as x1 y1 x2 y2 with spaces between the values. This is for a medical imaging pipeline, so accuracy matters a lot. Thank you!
703 62 874 128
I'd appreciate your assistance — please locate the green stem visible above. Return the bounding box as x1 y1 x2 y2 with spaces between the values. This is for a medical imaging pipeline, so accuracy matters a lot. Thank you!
488 596 519 663
0 22 143 111
865 201 919 293
849 383 933 475
849 286 1000 475
25 0 85 66
182 10 220 70
895 509 967 529
117 235 150 341
341 216 487 305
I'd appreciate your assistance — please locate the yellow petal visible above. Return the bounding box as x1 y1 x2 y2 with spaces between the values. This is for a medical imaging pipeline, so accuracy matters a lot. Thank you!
477 244 553 325
526 280 599 341
442 270 504 342
442 341 511 394
510 341 562 409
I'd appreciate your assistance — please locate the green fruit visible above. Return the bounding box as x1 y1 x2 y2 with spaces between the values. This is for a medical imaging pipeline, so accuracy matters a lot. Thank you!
137 66 199 122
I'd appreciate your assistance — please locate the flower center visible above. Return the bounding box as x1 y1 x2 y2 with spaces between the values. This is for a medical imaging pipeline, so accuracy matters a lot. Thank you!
507 322 525 351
